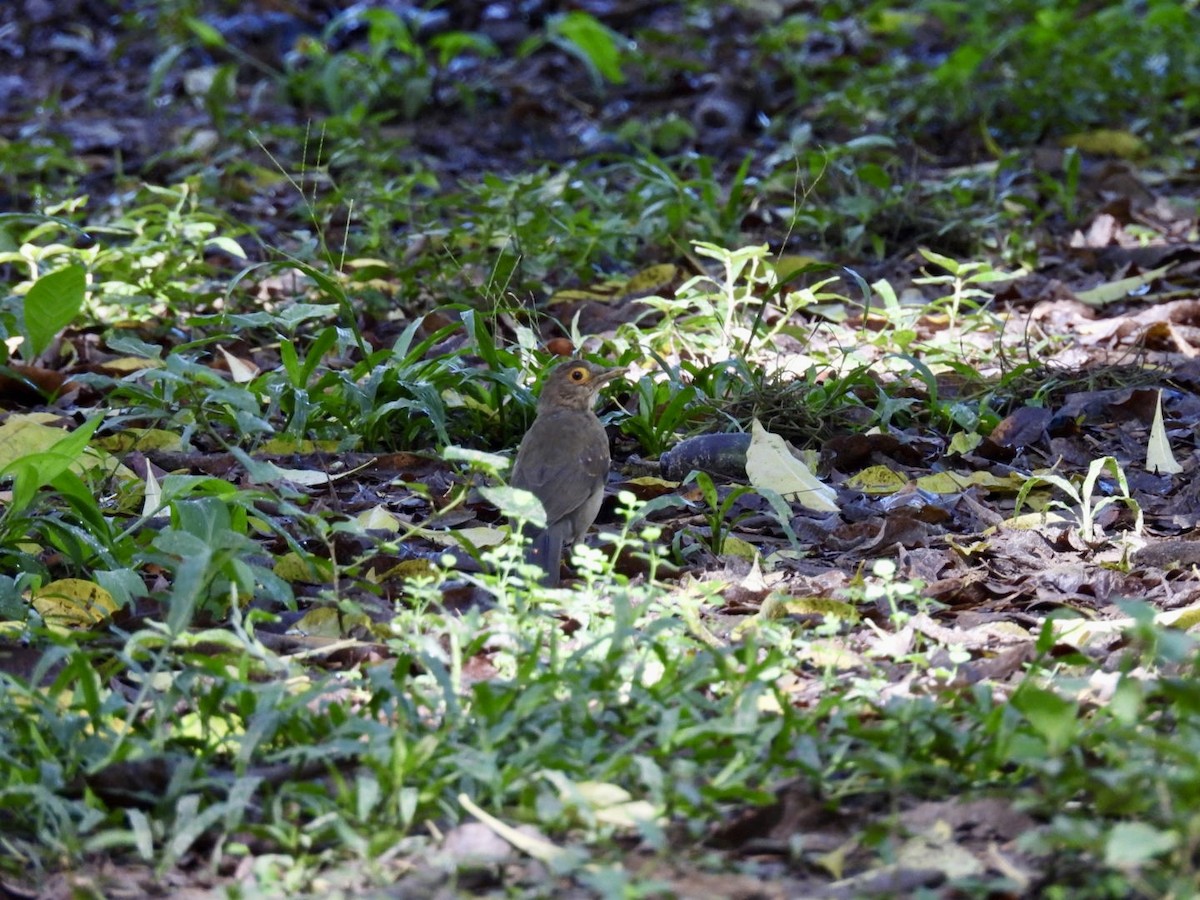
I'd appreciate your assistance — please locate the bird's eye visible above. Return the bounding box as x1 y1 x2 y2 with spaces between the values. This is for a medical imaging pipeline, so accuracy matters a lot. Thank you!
569 367 587 382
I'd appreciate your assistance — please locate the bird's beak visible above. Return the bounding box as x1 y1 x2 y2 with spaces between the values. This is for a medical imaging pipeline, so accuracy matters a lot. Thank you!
595 366 627 387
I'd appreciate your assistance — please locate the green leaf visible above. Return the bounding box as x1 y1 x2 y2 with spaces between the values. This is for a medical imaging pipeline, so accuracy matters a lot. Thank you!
280 339 301 386
1104 822 1178 867
1074 264 1172 307
444 445 511 473
1 416 103 517
206 235 246 258
23 263 85 358
173 496 235 544
430 31 499 67
918 247 962 275
301 326 339 385
482 485 546 529
153 529 213 635
184 15 227 49
550 11 625 84
1011 684 1078 755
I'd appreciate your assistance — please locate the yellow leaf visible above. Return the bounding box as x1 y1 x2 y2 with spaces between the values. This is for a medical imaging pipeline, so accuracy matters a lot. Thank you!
376 558 438 580
100 357 163 374
357 505 400 532
721 535 758 560
994 510 1073 532
594 800 660 829
816 835 859 880
915 470 1026 494
97 427 183 453
291 606 370 637
575 781 632 807
32 579 118 628
259 437 342 454
343 257 393 271
0 416 110 473
1159 602 1200 631
624 263 678 295
780 596 858 619
624 475 679 489
273 552 335 583
896 821 983 878
797 638 864 670
745 418 838 511
845 465 907 494
548 279 625 305
1060 129 1147 159
948 432 983 455
549 263 678 306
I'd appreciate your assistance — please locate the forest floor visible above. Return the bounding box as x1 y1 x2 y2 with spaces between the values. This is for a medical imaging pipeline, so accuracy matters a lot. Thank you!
2 1 1200 897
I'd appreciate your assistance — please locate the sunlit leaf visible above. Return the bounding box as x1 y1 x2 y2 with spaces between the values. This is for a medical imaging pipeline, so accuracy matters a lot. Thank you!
22 263 85 358
1146 389 1182 475
32 578 118 628
745 418 838 511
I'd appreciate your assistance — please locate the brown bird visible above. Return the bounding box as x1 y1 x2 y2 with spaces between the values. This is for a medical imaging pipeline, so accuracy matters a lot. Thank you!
510 358 625 585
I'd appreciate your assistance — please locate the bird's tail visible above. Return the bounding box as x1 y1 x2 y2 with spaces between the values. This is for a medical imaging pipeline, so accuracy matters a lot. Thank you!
523 526 563 587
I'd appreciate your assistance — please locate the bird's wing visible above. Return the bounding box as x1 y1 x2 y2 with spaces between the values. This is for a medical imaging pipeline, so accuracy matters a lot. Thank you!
510 412 609 526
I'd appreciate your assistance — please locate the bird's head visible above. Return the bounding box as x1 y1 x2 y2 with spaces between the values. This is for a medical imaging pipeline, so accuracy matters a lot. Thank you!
537 359 626 411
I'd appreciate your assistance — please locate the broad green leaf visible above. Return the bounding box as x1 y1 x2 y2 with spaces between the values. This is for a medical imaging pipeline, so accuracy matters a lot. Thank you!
153 529 213 635
23 263 85 357
1104 822 1178 867
1012 685 1078 754
948 432 984 455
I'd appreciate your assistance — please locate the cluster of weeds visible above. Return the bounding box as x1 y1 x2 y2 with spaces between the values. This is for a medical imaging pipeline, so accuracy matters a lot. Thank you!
4 530 1197 898
758 0 1200 146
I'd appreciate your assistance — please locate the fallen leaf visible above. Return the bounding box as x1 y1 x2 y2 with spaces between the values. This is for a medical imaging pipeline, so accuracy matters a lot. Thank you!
216 345 259 382
32 579 118 628
1146 389 1182 475
1074 264 1172 307
745 418 838 512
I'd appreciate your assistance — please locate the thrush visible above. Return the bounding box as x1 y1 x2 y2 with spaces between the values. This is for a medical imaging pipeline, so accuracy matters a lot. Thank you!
510 358 625 585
